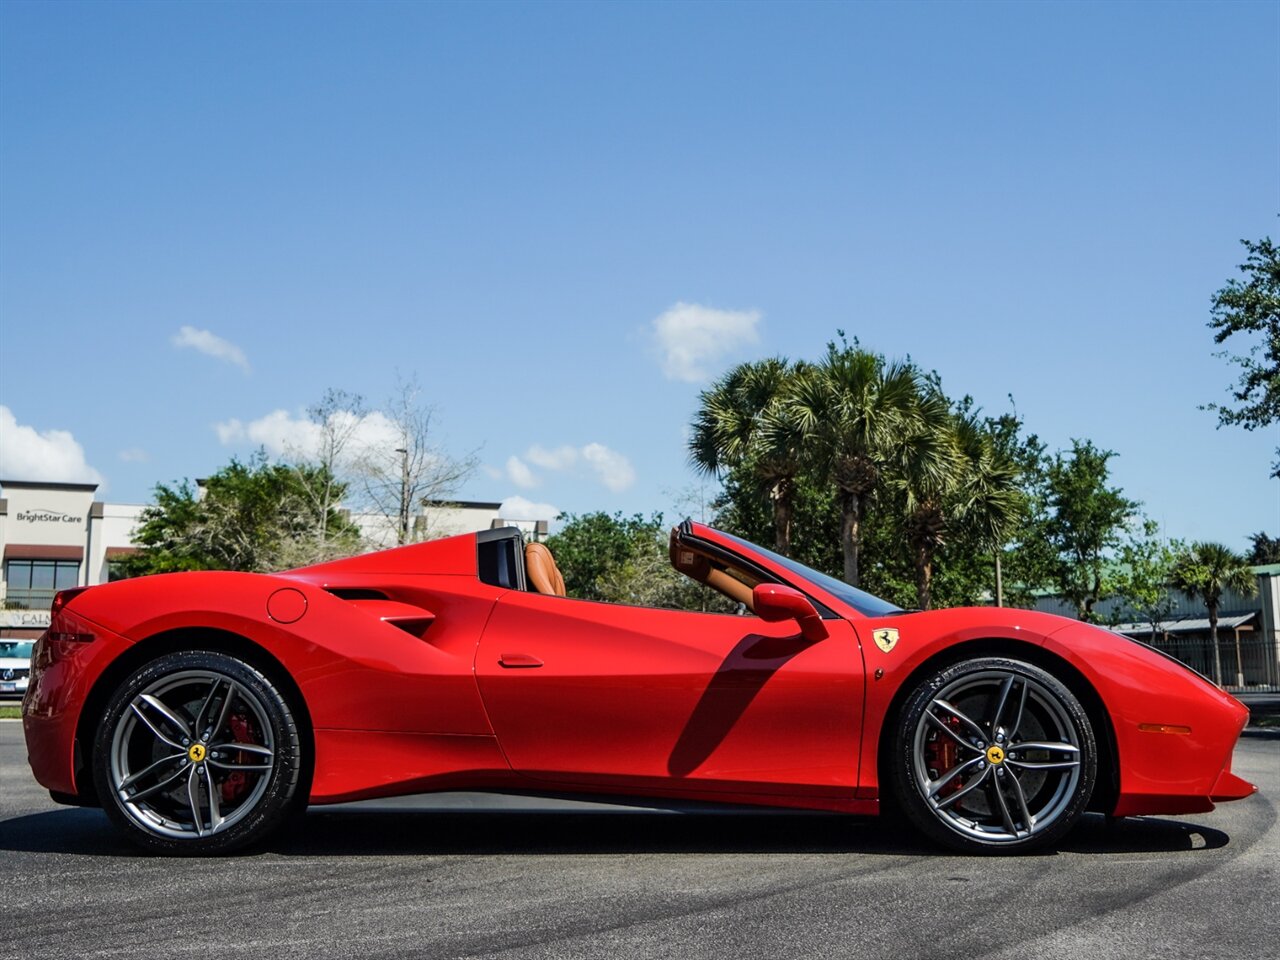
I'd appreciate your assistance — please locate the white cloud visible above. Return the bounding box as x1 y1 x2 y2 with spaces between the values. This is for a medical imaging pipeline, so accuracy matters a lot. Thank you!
505 455 537 489
215 408 402 465
499 495 560 522
651 301 761 382
503 441 636 492
581 442 636 492
118 447 150 463
525 444 579 470
0 406 103 484
173 325 251 374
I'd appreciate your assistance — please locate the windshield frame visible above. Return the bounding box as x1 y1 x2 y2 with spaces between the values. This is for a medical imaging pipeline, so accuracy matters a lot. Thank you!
705 528 904 618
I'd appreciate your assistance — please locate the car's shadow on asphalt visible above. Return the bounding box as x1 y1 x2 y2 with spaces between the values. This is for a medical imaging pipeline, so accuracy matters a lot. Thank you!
0 806 1229 858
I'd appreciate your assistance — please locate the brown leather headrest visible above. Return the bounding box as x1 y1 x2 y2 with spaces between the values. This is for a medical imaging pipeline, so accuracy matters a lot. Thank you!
525 542 566 597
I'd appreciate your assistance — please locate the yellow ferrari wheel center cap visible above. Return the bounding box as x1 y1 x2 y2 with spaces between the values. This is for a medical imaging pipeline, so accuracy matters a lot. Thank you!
986 745 1005 765
187 743 207 763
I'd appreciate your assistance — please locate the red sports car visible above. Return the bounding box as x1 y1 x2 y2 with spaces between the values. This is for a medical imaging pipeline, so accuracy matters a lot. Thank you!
22 521 1255 854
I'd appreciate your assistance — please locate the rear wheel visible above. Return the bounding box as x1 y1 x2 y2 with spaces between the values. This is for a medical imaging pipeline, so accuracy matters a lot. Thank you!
889 657 1096 853
92 650 303 854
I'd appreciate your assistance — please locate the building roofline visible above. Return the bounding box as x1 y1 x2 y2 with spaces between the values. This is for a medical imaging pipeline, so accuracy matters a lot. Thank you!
0 479 100 492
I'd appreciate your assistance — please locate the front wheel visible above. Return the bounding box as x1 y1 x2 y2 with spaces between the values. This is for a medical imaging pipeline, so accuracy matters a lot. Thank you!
92 650 304 854
889 657 1096 853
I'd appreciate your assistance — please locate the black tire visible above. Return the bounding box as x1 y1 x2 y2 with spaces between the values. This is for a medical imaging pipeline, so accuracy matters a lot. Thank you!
888 657 1096 854
92 650 303 855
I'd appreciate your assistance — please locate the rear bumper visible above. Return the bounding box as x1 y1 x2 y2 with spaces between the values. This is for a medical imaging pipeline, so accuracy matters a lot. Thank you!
22 613 134 798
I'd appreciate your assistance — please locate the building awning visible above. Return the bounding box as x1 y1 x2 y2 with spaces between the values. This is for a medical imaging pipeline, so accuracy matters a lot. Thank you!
104 547 139 559
1109 612 1256 636
3 544 84 561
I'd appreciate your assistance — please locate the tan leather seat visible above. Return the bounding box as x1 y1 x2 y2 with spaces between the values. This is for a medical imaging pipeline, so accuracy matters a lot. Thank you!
525 542 567 597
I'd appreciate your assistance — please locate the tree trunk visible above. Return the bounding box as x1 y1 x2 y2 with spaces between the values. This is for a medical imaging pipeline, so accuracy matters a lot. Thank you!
1208 603 1224 688
994 551 1003 607
915 543 933 610
770 477 794 557
841 491 860 586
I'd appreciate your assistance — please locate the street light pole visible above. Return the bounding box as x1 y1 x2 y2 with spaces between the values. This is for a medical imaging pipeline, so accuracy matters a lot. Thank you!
395 446 409 545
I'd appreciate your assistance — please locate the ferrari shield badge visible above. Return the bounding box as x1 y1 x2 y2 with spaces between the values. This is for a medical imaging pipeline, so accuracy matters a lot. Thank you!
872 628 899 654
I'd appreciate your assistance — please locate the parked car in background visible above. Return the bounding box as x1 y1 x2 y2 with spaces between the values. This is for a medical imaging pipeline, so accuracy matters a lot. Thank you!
0 640 34 699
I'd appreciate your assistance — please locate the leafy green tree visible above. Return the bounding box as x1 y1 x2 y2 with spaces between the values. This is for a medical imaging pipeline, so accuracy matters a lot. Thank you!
1246 531 1280 565
689 358 806 556
117 480 209 575
546 511 730 611
545 511 672 603
785 336 926 586
1111 520 1183 642
121 452 362 576
1043 440 1138 621
1170 542 1258 687
1204 235 1280 477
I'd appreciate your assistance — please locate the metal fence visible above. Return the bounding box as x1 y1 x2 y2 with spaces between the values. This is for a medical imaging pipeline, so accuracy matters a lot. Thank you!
1 588 58 610
1138 632 1280 692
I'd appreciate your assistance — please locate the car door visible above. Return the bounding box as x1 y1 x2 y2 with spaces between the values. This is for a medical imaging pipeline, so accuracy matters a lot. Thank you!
474 591 865 798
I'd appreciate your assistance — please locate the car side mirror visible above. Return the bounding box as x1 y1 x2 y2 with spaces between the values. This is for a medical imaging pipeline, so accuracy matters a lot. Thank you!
752 584 829 642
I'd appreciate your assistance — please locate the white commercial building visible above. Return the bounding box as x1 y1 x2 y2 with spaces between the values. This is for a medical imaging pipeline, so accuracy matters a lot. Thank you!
0 481 145 639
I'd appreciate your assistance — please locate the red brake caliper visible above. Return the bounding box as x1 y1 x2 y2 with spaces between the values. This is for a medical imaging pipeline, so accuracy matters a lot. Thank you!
925 716 961 798
220 713 256 804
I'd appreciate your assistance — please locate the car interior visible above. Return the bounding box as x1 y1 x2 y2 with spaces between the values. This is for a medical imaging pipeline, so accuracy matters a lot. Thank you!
476 524 768 613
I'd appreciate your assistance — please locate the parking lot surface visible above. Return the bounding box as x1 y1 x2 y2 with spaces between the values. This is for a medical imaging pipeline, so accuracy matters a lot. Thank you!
1 721 1276 960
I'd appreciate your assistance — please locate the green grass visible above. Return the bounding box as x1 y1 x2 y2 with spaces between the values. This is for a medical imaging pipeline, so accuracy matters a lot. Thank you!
0 705 21 719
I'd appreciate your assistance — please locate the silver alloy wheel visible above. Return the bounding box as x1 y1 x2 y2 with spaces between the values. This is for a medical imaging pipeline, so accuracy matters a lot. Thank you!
910 669 1082 844
108 669 275 840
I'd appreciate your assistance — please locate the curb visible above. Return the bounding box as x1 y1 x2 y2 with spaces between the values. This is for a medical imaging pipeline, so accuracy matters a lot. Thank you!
1240 727 1280 741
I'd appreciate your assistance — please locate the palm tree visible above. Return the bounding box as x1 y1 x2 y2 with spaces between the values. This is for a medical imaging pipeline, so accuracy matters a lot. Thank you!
951 413 1026 607
786 342 924 586
891 387 961 610
689 358 805 556
1170 542 1258 688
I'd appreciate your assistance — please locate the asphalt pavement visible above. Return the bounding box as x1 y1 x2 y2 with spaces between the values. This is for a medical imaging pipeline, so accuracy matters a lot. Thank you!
1 720 1276 960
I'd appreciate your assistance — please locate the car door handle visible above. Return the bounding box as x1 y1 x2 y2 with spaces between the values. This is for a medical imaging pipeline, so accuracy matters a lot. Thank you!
498 653 543 668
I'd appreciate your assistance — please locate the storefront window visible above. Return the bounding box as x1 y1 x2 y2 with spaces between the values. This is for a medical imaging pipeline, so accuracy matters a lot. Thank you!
3 560 79 609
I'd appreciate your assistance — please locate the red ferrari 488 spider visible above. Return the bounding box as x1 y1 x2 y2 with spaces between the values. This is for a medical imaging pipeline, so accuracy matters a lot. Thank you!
23 521 1255 854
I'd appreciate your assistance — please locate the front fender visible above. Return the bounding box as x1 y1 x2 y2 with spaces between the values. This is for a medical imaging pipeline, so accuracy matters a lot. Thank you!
1041 622 1250 815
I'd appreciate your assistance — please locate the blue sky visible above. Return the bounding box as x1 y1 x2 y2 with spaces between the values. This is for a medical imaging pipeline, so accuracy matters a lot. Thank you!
1 0 1277 548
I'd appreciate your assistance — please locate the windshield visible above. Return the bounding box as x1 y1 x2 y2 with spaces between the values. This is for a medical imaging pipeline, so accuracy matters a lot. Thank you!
712 530 904 618
0 641 35 659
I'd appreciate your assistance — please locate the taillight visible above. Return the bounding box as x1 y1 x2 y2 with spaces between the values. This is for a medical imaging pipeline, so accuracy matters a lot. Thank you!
45 588 98 658
51 586 92 616
46 630 95 644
